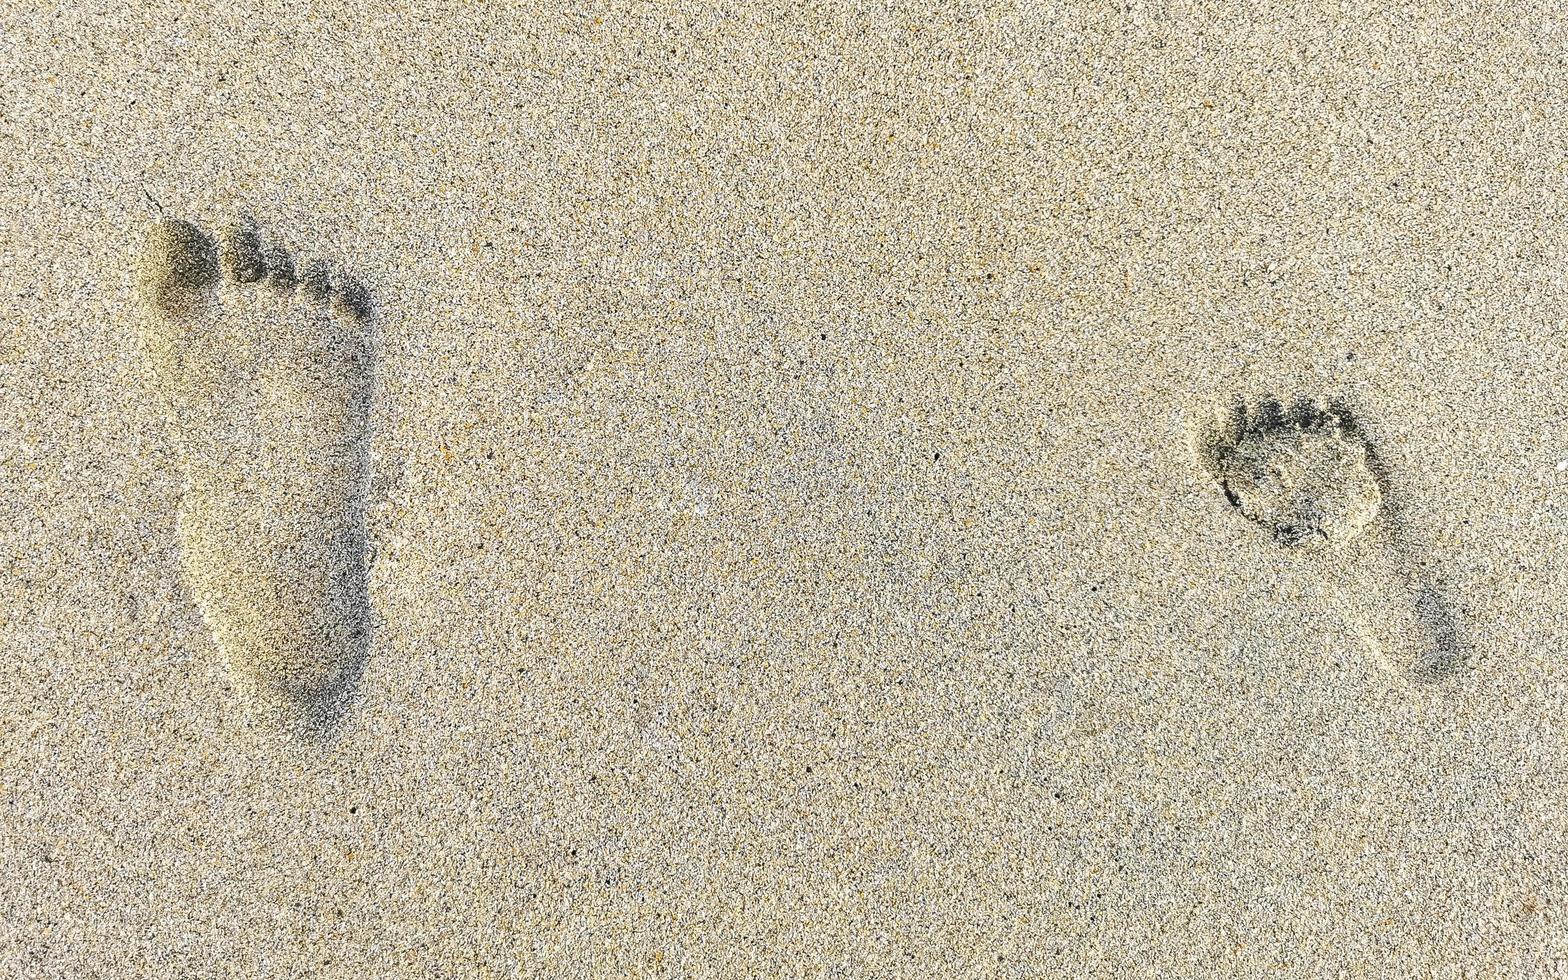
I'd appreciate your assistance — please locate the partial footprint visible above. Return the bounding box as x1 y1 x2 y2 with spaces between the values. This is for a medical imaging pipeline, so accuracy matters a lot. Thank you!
135 215 376 735
1193 395 1460 686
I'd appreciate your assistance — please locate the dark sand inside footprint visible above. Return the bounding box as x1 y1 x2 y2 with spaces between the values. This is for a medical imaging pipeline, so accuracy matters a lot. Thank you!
1195 396 1461 685
1195 397 1382 551
135 218 375 734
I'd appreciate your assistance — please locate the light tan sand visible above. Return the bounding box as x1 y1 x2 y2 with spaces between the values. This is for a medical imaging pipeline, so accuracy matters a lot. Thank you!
4 1 1568 975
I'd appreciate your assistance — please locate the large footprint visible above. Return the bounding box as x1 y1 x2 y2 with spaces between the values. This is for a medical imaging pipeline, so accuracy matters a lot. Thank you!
135 215 375 734
1193 395 1460 686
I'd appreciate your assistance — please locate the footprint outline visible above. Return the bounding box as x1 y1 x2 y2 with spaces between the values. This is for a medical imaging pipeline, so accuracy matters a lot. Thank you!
1193 393 1463 687
135 214 378 736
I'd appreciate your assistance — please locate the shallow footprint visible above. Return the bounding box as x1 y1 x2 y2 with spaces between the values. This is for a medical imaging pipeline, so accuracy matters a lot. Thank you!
135 215 376 735
1193 395 1460 686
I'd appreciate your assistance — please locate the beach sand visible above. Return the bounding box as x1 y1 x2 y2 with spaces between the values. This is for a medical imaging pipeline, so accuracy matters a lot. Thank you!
3 1 1567 975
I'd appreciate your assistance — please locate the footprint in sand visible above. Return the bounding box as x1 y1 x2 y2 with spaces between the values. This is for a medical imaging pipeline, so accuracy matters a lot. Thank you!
1193 395 1461 686
135 215 375 734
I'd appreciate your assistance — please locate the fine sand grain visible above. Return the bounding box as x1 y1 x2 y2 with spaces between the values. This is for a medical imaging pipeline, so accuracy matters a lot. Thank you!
4 1 1568 977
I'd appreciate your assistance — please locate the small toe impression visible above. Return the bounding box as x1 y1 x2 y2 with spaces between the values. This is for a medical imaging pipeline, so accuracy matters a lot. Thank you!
1250 395 1286 432
1284 396 1321 429
222 220 268 283
263 246 298 290
330 271 374 323
138 219 220 319
300 259 334 305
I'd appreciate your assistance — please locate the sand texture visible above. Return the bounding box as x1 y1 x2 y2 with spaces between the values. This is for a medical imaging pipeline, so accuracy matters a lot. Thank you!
4 1 1568 976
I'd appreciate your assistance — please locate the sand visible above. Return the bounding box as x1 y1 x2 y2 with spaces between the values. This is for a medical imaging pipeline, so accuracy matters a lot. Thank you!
3 1 1567 975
